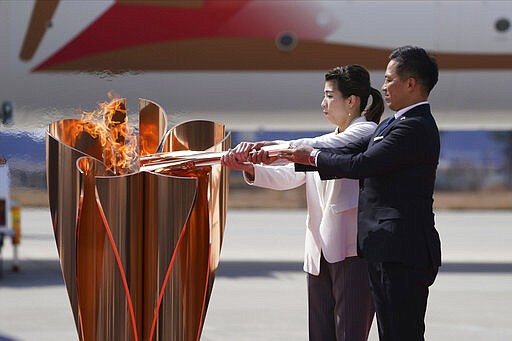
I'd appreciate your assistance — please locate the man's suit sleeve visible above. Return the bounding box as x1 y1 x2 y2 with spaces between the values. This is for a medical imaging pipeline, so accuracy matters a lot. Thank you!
293 134 371 175
316 119 434 180
295 163 317 172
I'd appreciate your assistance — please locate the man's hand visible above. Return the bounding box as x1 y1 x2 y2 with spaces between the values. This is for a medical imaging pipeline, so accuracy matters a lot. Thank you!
277 145 314 165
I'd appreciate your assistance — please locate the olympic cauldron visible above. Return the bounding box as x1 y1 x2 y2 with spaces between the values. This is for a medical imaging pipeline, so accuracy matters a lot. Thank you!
46 98 230 341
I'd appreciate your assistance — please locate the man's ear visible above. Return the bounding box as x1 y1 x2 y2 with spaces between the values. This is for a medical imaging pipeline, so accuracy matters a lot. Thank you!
407 77 417 91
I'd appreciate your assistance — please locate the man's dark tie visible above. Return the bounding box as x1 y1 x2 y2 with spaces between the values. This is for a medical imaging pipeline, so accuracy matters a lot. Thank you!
376 115 395 135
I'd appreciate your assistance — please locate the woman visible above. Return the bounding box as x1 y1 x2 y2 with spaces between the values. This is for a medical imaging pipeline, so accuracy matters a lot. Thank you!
222 65 384 341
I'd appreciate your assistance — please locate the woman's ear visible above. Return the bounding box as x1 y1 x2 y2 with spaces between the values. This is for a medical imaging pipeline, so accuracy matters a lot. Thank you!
348 95 359 108
347 95 355 105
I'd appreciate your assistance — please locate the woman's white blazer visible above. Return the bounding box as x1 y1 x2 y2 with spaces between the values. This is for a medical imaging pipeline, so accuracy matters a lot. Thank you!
244 117 377 275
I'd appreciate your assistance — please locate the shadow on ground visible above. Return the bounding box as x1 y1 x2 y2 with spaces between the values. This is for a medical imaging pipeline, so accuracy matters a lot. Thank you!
217 260 512 277
1 260 512 286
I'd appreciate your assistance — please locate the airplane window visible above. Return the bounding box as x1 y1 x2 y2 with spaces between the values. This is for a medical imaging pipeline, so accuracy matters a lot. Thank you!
495 18 510 33
275 32 297 51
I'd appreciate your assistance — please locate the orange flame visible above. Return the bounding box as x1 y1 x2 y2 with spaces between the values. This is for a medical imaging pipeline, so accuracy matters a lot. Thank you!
73 93 138 174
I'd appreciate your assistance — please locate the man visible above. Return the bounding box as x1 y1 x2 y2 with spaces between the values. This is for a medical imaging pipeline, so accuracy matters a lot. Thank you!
276 46 441 341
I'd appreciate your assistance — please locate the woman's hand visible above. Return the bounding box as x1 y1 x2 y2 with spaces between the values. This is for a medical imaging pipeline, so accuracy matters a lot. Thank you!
230 141 276 162
221 149 255 178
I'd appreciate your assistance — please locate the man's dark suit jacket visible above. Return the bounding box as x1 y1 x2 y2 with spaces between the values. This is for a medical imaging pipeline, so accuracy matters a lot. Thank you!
297 103 441 268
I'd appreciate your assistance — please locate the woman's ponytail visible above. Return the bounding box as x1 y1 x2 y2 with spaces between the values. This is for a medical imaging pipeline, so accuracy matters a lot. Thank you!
364 87 385 124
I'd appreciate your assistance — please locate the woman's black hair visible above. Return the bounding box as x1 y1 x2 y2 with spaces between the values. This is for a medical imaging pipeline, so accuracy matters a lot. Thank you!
325 65 384 124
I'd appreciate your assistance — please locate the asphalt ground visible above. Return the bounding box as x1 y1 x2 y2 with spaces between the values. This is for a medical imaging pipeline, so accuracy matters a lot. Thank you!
1 208 511 341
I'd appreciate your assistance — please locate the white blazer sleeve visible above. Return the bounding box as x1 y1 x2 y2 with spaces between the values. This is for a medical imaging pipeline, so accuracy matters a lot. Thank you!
288 120 377 148
243 163 306 190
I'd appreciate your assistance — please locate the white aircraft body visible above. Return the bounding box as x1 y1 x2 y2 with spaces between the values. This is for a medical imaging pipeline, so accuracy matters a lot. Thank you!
0 0 511 132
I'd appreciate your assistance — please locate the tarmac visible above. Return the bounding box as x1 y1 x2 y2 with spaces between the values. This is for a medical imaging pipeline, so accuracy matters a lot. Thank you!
1 208 512 341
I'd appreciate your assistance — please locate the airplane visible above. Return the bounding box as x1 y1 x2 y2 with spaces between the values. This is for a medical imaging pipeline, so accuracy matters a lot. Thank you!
0 0 511 133
0 0 511 210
